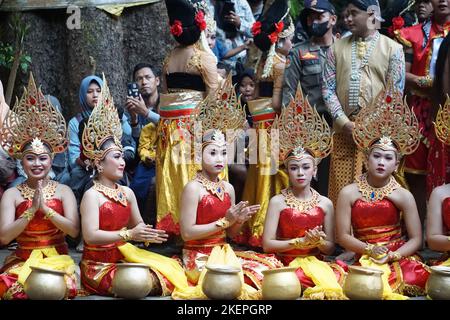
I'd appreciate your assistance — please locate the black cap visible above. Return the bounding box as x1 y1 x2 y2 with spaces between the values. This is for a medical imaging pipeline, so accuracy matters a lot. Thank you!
300 0 336 30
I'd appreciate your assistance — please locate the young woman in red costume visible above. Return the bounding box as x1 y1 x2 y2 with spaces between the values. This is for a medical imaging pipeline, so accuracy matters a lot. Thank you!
0 75 79 299
336 86 429 298
263 86 346 300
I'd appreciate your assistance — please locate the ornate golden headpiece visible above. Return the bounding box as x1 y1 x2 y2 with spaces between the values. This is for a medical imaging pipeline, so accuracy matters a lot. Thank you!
0 74 67 159
273 85 332 165
195 74 246 149
81 74 123 165
434 95 450 146
353 86 420 156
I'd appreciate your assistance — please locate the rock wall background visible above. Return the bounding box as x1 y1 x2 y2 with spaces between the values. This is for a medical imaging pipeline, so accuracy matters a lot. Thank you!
0 2 173 120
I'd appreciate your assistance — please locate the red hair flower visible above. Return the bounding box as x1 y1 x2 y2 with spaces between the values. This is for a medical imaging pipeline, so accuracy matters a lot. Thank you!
195 11 207 31
274 21 284 34
251 21 262 36
392 16 405 30
268 32 278 44
170 20 183 36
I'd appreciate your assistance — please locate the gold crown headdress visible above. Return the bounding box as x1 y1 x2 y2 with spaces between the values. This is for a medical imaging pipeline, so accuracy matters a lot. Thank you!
353 85 420 156
273 85 332 165
434 95 450 146
81 74 123 165
195 74 246 148
0 74 67 159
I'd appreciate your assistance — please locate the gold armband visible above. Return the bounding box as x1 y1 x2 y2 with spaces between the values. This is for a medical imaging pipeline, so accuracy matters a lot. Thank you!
216 217 231 229
119 227 132 241
418 75 433 88
20 209 34 221
44 208 57 219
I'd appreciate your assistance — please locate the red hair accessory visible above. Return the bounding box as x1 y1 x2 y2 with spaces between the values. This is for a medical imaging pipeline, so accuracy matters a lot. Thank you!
195 11 207 31
268 32 278 44
274 21 284 33
251 21 262 36
170 20 183 36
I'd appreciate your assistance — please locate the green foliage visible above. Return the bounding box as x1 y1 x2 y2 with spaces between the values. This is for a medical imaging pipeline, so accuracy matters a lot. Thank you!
0 42 31 73
0 13 31 74
290 0 304 20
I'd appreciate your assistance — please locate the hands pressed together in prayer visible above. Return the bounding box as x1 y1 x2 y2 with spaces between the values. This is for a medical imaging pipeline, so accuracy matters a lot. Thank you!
224 200 260 226
129 222 169 245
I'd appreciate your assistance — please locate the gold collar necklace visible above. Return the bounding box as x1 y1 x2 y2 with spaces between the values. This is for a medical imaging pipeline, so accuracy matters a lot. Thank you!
17 180 58 201
357 173 400 202
282 187 320 212
93 180 127 206
196 172 226 201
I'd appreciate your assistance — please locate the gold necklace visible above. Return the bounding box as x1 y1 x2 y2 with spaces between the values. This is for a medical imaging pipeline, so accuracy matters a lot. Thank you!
93 180 127 206
196 172 226 201
17 180 58 201
282 187 320 212
357 173 400 202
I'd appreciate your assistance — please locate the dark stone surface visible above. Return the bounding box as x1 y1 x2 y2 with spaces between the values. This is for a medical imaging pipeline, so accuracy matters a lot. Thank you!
0 3 174 120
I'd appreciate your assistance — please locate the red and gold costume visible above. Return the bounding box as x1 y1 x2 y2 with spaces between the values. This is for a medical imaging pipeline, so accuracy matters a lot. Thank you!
351 184 429 295
80 76 190 297
395 20 450 193
276 190 346 293
182 182 282 288
239 0 294 247
0 183 77 299
0 75 76 299
80 196 175 296
348 85 429 298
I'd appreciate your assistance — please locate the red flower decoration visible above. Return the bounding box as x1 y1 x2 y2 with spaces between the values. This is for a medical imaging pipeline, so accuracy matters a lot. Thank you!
170 20 183 37
386 95 392 103
392 16 404 30
251 21 262 36
195 11 206 31
274 21 284 34
268 32 278 44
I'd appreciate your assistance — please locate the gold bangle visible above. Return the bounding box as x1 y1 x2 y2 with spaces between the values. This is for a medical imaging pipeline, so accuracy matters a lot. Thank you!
119 227 132 241
363 243 375 256
20 209 34 221
418 75 433 88
290 237 307 248
44 208 57 219
389 251 402 262
216 217 231 229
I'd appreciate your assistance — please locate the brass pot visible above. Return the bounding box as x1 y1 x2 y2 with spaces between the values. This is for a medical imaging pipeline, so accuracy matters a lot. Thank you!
112 263 154 299
262 267 301 300
426 266 450 300
343 266 384 300
24 266 67 300
202 264 242 300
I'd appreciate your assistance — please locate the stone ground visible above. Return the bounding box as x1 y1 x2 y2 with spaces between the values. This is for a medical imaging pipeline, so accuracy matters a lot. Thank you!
0 246 438 300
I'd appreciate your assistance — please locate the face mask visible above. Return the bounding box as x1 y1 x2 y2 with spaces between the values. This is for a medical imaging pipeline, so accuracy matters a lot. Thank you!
309 20 330 37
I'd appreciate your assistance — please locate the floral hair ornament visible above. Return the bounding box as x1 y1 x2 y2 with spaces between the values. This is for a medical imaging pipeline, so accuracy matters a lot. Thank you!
82 74 123 170
272 84 333 166
353 81 420 156
0 73 67 159
170 20 183 36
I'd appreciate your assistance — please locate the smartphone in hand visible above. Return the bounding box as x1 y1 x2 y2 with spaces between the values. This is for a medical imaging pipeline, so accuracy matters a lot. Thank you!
127 83 139 98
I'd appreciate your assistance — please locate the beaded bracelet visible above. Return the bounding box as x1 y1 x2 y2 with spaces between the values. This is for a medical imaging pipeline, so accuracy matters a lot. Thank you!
20 209 34 221
44 208 57 219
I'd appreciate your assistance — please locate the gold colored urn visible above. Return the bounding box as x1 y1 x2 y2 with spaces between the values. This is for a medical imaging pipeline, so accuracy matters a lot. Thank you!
426 266 450 300
343 266 384 300
24 266 67 300
202 264 242 300
262 267 301 300
112 263 154 299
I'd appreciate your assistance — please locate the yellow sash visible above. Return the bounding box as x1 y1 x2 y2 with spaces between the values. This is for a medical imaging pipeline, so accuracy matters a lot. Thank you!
289 256 346 300
172 244 260 300
9 247 75 284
